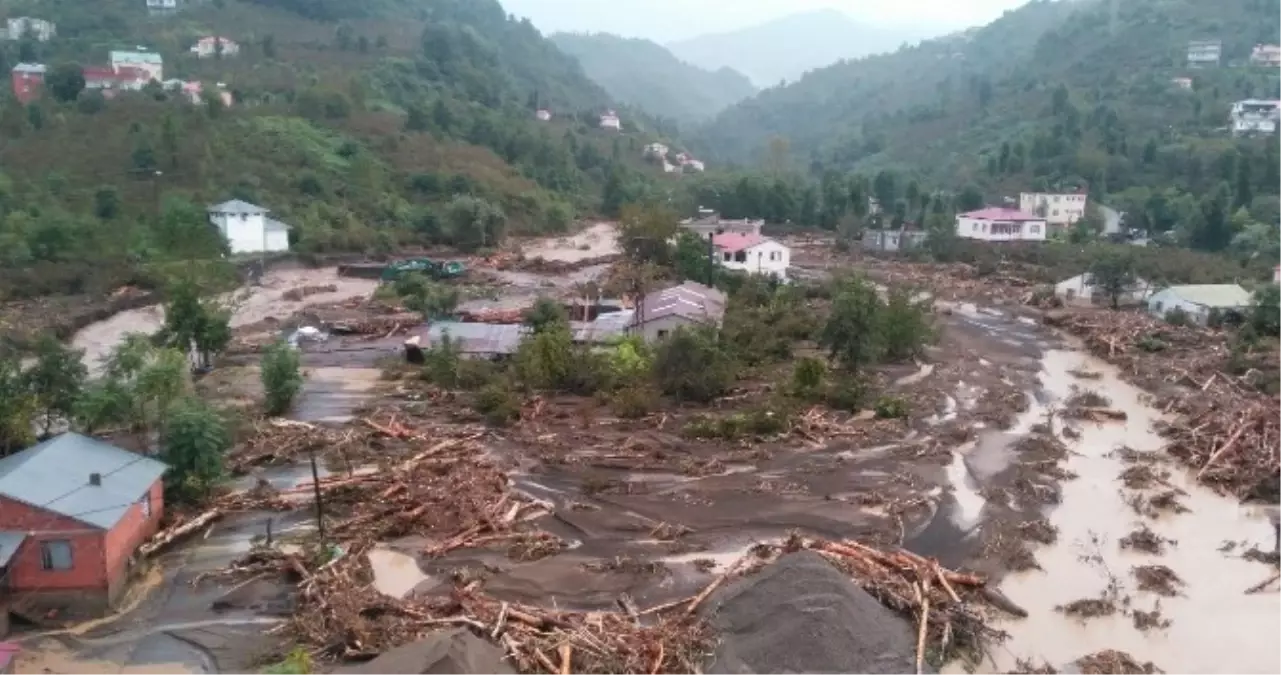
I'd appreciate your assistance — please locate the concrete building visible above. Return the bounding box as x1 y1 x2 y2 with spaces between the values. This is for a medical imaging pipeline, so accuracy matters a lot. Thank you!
535 109 551 121
955 208 1047 242
1147 284 1251 324
679 212 763 238
1171 77 1193 90
4 17 55 41
10 63 45 104
862 227 928 253
207 199 290 255
1250 44 1281 68
1019 191 1088 226
599 110 621 131
190 36 239 58
1054 273 1153 307
0 434 167 618
711 233 789 280
643 142 669 159
1230 99 1281 136
628 281 727 343
1187 40 1222 67
109 50 163 82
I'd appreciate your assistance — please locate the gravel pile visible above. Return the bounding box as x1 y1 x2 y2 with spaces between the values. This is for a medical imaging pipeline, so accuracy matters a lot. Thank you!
703 551 923 673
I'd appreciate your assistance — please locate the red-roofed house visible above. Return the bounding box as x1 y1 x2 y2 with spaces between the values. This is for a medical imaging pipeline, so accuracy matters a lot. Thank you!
711 232 790 279
83 66 151 96
10 63 45 104
956 208 1047 242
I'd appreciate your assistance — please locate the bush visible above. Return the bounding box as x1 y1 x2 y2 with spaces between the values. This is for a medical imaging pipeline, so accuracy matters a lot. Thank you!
609 383 660 419
652 326 735 402
1136 334 1169 352
473 382 520 426
788 356 827 399
823 378 868 412
1163 307 1190 327
880 288 935 362
514 326 607 394
261 340 303 415
874 395 909 419
683 407 790 440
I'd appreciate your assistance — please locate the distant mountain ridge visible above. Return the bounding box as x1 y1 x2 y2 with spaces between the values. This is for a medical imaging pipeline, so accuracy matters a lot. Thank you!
551 32 757 124
665 9 936 87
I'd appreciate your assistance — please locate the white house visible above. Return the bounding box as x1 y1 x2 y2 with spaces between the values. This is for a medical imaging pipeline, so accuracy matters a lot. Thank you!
1019 191 1087 226
599 110 621 131
681 159 706 173
5 17 55 41
535 108 551 121
110 50 163 81
1274 265 1280 284
1251 44 1281 68
207 199 290 255
146 0 179 10
680 212 763 238
1170 77 1193 91
1230 99 1281 136
190 36 239 58
955 208 1047 242
643 142 668 159
1147 284 1251 325
711 233 789 280
1187 40 1221 66
1054 273 1153 307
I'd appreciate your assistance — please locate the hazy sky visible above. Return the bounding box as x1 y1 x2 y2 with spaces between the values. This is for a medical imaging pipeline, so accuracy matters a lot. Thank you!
501 0 1032 42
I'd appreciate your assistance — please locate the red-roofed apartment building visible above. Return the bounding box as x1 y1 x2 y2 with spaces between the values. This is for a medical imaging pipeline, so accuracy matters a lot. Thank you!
10 63 45 104
82 65 151 97
710 232 790 280
955 208 1048 242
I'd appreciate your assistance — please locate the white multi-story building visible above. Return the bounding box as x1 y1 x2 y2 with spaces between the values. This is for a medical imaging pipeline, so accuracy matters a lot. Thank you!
599 110 621 131
955 208 1047 242
643 142 668 158
710 233 789 280
1250 44 1281 68
5 17 56 41
1187 40 1222 67
190 36 239 58
110 50 163 82
207 199 290 254
1230 99 1281 136
1018 191 1088 226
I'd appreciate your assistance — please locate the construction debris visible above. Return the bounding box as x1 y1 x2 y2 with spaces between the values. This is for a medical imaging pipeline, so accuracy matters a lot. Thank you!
1132 565 1184 597
1075 649 1163 674
1120 525 1175 555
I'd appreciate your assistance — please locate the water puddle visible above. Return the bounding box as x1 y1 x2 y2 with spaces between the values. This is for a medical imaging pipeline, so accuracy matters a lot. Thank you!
945 443 986 529
895 362 936 386
989 349 1281 672
367 547 432 600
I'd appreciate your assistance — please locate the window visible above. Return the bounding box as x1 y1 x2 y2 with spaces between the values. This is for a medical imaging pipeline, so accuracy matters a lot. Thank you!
140 491 152 519
41 540 73 571
656 329 669 339
734 251 747 263
1052 209 1059 216
1030 224 1041 234
722 252 731 262
1053 196 1061 202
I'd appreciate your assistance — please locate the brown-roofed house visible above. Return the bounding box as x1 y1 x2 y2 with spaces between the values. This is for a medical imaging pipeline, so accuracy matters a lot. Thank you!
629 281 727 343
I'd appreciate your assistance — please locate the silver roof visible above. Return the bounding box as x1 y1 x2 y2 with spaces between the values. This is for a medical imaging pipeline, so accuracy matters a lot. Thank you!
0 433 168 530
633 281 727 327
208 198 269 215
427 321 526 355
0 531 25 567
265 217 290 232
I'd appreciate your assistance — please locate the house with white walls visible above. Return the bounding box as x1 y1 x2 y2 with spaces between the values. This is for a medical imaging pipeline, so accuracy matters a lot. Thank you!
1147 284 1251 325
1054 273 1153 307
1250 44 1281 68
955 208 1047 242
190 36 239 58
207 199 290 255
535 108 551 121
4 17 55 41
1230 99 1281 136
599 110 621 131
643 142 668 159
110 50 163 82
1019 191 1088 226
711 233 789 280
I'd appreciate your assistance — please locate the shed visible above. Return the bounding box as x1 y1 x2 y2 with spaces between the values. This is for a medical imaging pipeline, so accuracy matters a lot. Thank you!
1146 284 1252 324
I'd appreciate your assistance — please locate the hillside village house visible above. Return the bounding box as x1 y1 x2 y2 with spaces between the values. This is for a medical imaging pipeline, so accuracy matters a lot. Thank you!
146 0 180 11
955 207 1047 242
628 281 727 343
643 142 668 159
3 17 55 41
0 434 168 617
1171 77 1193 90
1054 273 1153 307
711 233 790 280
109 50 163 82
164 79 232 106
1274 265 1280 284
10 63 45 104
207 199 290 254
190 36 239 58
1251 44 1281 67
863 226 928 253
599 110 621 131
674 152 705 172
1018 191 1088 227
1187 39 1222 66
82 66 151 95
679 211 764 238
1229 99 1280 136
1147 284 1251 325
535 108 552 121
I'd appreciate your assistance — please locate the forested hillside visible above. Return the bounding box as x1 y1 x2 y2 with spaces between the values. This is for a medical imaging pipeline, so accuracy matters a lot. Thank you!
0 0 676 298
551 32 756 125
694 0 1280 253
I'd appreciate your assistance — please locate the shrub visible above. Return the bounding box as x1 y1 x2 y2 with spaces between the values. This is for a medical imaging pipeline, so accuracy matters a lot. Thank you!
789 357 827 399
514 326 607 394
652 326 735 402
609 384 660 419
1163 307 1190 327
880 288 935 362
874 395 909 419
261 340 303 416
683 406 790 440
824 378 868 412
473 382 520 426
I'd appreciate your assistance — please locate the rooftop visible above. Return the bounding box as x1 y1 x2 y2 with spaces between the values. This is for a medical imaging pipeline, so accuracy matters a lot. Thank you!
711 233 770 252
634 281 727 327
11 62 46 74
0 433 168 530
961 207 1045 222
209 198 269 215
1163 284 1252 308
110 50 164 64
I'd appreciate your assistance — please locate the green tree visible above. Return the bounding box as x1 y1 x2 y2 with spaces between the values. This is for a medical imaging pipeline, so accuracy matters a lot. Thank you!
821 277 884 373
94 186 121 219
261 340 303 416
523 297 568 334
262 33 277 58
673 231 716 284
880 288 935 361
618 204 678 265
161 397 230 502
0 358 37 455
73 378 134 434
1088 250 1138 309
45 62 86 103
395 274 460 320
24 335 87 435
652 326 734 402
443 195 506 251
1248 284 1280 338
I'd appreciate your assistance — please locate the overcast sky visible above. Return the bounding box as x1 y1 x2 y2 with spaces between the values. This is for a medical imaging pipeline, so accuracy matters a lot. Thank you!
501 0 1032 42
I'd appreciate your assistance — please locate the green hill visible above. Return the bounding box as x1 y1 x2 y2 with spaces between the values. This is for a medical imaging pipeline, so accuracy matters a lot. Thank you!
550 32 756 125
0 0 677 297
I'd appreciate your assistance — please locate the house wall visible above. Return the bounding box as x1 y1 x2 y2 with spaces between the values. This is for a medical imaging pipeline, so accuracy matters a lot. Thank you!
716 241 789 279
110 57 162 82
630 315 702 343
0 496 110 612
265 229 290 253
1147 290 1209 324
101 480 163 602
1019 192 1087 225
10 72 43 104
955 216 1047 242
212 212 268 254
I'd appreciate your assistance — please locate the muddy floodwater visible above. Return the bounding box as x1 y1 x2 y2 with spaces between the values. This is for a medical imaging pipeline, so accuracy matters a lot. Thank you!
985 349 1280 673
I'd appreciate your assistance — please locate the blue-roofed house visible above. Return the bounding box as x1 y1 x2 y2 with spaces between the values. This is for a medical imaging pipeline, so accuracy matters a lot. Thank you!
0 434 167 617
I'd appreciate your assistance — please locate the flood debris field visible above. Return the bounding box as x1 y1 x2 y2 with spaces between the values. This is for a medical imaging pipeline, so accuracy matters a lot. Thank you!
19 231 1279 673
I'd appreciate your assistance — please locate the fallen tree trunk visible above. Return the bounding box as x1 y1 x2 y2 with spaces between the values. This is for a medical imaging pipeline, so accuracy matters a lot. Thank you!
140 509 223 558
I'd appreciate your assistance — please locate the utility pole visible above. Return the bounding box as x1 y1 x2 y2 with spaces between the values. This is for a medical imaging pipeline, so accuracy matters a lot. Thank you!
152 170 163 218
309 447 327 546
